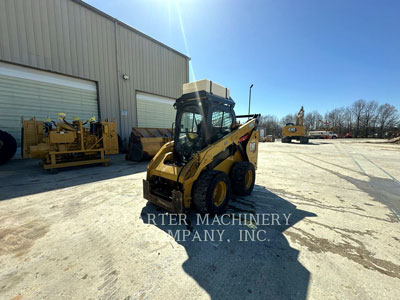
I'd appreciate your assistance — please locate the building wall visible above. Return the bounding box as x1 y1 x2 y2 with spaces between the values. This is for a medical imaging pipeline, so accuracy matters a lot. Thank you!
0 0 189 141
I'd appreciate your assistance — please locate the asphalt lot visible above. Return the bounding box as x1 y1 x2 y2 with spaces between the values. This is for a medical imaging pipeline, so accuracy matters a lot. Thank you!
1 139 399 300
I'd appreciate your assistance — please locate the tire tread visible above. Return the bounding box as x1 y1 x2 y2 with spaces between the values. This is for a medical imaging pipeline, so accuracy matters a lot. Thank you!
0 130 17 165
230 162 255 196
192 170 219 213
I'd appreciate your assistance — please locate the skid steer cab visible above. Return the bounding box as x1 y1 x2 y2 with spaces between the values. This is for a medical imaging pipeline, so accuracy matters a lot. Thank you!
143 80 260 214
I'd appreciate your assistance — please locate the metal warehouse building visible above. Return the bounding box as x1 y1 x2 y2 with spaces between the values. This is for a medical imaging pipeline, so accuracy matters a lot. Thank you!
0 0 189 146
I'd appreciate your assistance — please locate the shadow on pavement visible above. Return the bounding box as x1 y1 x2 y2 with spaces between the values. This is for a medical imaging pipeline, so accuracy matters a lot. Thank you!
0 154 147 201
297 155 400 221
141 185 316 299
278 140 329 145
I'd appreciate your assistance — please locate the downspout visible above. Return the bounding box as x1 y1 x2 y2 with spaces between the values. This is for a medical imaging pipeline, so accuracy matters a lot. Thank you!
186 59 189 83
114 20 123 142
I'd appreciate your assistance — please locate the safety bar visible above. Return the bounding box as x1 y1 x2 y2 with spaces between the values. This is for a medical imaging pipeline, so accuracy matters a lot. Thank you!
236 114 261 118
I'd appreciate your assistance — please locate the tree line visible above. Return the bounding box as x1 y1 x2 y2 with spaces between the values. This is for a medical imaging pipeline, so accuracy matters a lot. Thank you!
259 100 400 138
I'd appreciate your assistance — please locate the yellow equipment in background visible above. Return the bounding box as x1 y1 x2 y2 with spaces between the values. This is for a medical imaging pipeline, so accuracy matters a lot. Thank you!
21 114 118 172
143 80 260 214
126 128 173 161
282 106 309 144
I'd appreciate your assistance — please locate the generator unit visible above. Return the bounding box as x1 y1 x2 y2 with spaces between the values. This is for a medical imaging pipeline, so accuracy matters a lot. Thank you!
21 114 118 172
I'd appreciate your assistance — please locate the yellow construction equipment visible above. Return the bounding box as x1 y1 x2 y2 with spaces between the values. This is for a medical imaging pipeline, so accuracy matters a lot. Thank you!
126 128 173 161
281 106 309 144
21 114 118 172
143 80 260 214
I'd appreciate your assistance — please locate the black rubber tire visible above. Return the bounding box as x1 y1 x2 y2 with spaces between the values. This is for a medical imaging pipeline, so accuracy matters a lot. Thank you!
21 127 24 157
229 162 256 196
118 134 123 153
192 170 231 214
126 141 147 161
0 130 17 165
282 137 292 143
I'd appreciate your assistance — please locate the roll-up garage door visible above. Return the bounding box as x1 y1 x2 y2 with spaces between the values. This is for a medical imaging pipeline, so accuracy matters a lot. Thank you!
0 62 98 145
136 92 176 128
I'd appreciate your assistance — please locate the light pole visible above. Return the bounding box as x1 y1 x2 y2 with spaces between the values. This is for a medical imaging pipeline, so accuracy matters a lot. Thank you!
248 84 254 115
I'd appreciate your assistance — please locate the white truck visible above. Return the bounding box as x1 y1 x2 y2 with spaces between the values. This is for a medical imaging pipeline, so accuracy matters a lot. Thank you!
309 130 338 139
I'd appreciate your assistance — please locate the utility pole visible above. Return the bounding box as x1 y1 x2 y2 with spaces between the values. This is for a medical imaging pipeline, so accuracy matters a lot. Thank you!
248 84 254 115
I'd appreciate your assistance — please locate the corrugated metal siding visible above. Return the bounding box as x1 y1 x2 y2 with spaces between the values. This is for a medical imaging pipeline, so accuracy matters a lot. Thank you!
0 64 98 144
0 0 188 141
136 92 176 128
136 100 176 128
116 26 187 137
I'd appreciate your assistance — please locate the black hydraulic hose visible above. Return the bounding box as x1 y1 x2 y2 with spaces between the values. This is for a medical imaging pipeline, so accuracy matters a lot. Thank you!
62 118 74 128
176 165 185 185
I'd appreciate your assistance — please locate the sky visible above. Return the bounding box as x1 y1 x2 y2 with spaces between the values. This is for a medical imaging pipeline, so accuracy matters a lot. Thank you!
85 0 400 117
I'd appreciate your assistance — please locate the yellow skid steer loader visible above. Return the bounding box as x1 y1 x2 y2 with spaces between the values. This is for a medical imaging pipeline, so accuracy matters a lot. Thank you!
143 80 260 214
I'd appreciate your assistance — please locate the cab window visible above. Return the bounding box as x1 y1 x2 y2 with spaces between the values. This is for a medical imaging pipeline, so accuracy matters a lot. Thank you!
211 110 233 141
212 110 233 129
180 111 202 134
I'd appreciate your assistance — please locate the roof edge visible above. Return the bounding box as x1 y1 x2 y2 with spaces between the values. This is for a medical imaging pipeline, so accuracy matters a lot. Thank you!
71 0 191 60
176 91 235 107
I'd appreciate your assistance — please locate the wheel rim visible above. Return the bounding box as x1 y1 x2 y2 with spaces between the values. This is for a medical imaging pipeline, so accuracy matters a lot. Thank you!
245 169 253 189
213 181 227 207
